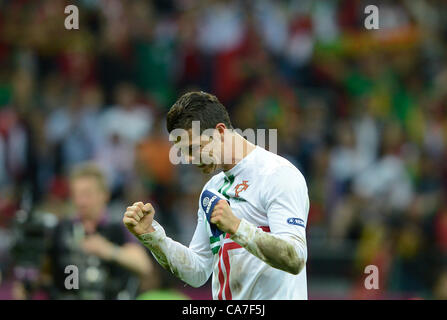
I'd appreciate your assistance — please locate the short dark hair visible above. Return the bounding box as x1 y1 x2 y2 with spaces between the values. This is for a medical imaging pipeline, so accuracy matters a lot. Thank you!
166 91 233 134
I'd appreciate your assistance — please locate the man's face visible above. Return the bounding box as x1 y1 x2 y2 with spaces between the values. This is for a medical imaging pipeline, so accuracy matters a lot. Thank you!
71 177 108 220
174 128 224 174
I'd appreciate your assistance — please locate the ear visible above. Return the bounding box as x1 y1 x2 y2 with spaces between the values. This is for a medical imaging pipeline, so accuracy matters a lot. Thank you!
215 123 227 142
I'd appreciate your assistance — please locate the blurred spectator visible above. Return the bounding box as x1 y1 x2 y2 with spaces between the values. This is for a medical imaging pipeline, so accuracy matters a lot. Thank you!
97 82 154 196
353 123 414 212
39 163 153 299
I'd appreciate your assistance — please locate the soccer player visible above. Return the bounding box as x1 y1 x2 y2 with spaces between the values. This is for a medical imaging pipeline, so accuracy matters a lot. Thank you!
123 92 309 299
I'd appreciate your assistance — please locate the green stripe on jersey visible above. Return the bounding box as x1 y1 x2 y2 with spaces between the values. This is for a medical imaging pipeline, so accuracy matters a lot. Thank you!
222 175 235 199
218 174 235 200
218 177 228 198
210 236 220 244
217 177 228 194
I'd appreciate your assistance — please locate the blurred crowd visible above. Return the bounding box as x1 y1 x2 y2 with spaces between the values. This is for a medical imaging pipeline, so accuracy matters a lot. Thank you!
0 0 447 299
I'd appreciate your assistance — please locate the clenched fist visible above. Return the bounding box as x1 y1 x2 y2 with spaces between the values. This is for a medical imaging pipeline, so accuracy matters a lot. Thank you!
210 200 241 235
123 202 155 236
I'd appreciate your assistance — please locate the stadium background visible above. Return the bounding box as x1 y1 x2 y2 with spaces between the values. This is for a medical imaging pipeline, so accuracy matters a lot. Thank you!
0 0 446 299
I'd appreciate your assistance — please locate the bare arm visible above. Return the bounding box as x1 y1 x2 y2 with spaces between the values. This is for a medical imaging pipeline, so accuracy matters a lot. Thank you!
81 234 153 277
107 242 153 277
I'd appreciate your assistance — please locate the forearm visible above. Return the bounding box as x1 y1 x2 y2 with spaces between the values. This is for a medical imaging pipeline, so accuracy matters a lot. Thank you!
230 219 307 275
110 243 153 277
136 220 211 287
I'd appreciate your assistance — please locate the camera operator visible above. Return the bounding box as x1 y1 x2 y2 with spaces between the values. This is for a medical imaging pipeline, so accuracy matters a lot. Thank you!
41 163 153 299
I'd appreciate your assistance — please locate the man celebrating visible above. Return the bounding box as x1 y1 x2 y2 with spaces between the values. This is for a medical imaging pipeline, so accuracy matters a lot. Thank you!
123 92 309 299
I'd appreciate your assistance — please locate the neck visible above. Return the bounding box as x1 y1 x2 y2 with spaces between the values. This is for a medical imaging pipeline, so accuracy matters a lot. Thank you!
222 133 256 171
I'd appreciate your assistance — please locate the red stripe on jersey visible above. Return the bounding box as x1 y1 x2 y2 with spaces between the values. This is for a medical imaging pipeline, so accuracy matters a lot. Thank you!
222 242 242 300
216 225 270 300
217 247 225 300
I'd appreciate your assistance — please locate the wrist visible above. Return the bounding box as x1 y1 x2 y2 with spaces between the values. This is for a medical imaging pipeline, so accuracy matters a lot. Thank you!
230 218 241 235
135 225 156 237
136 219 167 246
147 225 156 233
229 218 257 247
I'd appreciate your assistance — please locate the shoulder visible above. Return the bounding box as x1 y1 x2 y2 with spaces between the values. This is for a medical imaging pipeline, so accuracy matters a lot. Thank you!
256 151 309 215
257 147 307 188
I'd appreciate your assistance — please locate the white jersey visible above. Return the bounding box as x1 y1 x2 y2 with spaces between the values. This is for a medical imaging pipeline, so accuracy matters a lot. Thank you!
138 146 309 300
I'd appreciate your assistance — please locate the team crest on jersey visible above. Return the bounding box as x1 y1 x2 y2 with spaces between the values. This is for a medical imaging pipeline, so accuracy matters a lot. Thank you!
234 180 249 197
